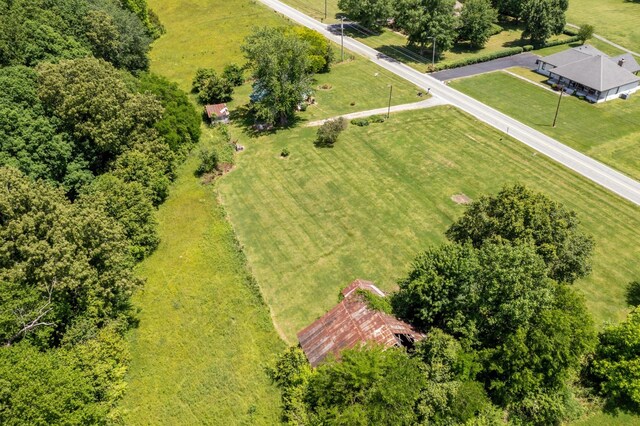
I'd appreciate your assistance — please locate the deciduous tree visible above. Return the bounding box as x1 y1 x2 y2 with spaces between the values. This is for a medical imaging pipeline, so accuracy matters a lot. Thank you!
336 0 393 29
243 27 312 125
446 183 594 284
458 0 498 49
395 0 458 54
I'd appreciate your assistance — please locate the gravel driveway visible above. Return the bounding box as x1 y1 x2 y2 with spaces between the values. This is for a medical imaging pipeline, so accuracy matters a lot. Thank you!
431 53 539 81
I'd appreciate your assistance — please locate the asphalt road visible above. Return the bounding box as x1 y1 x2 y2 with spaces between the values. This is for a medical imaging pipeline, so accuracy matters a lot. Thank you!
431 53 538 81
258 0 640 206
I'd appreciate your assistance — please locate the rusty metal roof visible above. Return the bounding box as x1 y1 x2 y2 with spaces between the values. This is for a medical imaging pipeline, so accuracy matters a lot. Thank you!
297 279 424 367
204 103 228 119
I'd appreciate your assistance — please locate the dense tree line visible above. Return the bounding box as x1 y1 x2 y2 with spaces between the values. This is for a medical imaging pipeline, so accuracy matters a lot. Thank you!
0 0 200 423
270 184 640 425
338 0 569 54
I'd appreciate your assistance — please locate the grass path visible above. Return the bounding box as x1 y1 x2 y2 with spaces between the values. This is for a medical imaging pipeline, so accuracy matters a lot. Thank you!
120 141 284 425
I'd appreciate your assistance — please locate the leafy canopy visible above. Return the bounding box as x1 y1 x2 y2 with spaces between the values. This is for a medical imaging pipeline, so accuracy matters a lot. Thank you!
446 183 594 284
243 27 313 125
395 0 458 52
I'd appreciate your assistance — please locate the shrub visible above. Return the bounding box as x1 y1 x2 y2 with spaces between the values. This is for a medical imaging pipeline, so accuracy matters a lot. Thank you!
281 148 290 158
577 25 595 43
542 35 581 48
563 27 579 36
316 117 346 147
368 115 386 123
428 47 524 72
223 63 244 87
523 44 534 52
196 147 219 176
351 117 370 126
490 23 503 36
192 68 233 104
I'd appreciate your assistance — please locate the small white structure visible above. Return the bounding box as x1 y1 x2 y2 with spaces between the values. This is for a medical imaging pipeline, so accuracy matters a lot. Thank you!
535 45 640 103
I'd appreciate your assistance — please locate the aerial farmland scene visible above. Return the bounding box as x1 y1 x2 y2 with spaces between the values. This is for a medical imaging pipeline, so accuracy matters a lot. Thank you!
1 0 639 424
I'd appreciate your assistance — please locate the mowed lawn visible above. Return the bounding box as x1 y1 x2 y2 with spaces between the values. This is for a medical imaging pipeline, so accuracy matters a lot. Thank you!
218 106 640 342
451 71 640 181
568 0 640 53
120 133 285 425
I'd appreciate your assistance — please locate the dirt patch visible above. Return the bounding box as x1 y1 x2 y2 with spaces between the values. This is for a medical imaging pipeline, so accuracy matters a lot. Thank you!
451 193 472 205
200 163 235 185
318 83 333 90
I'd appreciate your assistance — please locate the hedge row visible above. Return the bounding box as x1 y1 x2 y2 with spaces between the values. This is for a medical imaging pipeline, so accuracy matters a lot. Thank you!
427 34 580 73
428 47 524 72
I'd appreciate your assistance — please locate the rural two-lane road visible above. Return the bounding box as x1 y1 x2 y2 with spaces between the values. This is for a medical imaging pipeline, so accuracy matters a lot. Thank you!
258 0 640 206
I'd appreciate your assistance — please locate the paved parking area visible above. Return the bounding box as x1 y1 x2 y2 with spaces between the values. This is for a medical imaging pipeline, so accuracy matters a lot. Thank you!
431 53 539 81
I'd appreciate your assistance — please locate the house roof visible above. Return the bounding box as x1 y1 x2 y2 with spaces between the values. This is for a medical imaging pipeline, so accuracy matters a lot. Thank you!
611 53 640 74
540 44 608 68
552 55 640 91
204 103 228 119
297 279 424 367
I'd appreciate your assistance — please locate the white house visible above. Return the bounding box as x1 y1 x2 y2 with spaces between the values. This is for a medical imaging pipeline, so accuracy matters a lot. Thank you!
535 45 640 103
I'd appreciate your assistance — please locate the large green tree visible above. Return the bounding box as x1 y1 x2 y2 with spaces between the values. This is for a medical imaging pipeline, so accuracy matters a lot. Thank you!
395 0 458 54
446 184 594 284
243 27 312 125
590 307 640 411
36 57 164 174
0 167 140 347
521 0 568 45
306 345 427 425
458 0 498 49
336 0 393 29
392 242 595 418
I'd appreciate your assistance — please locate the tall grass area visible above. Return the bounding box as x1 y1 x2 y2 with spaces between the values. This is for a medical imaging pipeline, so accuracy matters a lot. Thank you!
568 0 640 53
451 71 640 181
218 106 640 343
120 128 284 424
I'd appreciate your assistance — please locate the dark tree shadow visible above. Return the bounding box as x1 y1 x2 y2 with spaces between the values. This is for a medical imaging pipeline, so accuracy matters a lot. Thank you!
626 281 640 306
229 104 306 138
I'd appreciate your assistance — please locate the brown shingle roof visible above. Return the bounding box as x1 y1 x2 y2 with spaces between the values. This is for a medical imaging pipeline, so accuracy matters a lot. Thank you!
297 280 424 367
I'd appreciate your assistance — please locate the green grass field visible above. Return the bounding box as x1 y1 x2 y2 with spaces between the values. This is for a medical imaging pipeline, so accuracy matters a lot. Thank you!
218 106 640 343
451 71 640 181
568 0 640 53
120 130 285 425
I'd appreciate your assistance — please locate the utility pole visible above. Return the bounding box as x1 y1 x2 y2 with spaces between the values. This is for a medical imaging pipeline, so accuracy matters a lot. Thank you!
552 85 564 127
431 36 436 69
324 0 327 21
387 85 393 119
340 16 345 61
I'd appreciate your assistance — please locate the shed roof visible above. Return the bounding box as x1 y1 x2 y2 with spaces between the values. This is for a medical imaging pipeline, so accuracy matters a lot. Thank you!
204 103 228 119
552 55 640 91
297 280 424 367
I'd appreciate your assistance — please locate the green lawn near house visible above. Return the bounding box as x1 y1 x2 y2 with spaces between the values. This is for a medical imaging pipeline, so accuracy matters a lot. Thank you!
451 71 640 181
217 105 640 343
568 0 640 54
120 129 285 425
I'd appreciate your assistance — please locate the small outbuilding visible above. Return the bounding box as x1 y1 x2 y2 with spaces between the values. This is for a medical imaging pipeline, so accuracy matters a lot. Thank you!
204 103 229 124
297 279 424 367
535 45 640 102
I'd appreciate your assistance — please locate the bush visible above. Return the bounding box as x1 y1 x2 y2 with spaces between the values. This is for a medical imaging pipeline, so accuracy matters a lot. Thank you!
196 147 219 176
281 147 290 158
222 63 244 87
490 23 503 36
368 115 386 123
523 44 534 52
542 35 581 48
428 47 524 72
316 117 346 147
563 27 579 36
191 68 233 104
351 117 370 126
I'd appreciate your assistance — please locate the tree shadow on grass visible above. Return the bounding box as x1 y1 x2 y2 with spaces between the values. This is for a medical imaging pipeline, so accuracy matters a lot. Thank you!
229 104 306 138
626 281 640 306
